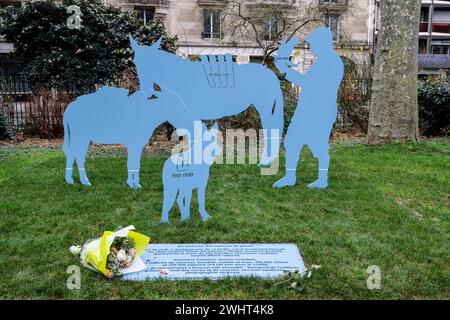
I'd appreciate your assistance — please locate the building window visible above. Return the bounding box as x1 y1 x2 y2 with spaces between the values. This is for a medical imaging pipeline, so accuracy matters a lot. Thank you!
249 56 274 65
432 45 450 55
203 9 221 39
419 39 427 54
135 6 155 26
263 16 278 41
419 7 429 32
326 14 340 41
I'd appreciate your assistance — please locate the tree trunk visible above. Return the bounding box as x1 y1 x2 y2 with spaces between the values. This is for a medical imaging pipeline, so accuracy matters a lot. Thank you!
367 0 421 144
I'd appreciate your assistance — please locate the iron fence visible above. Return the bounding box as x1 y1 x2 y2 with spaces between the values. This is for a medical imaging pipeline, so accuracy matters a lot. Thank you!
1 73 34 132
0 73 77 137
1 72 368 138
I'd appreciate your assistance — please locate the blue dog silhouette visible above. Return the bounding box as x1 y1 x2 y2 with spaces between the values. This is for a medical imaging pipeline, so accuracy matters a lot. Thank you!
274 28 344 189
130 36 283 167
63 86 187 188
161 122 221 223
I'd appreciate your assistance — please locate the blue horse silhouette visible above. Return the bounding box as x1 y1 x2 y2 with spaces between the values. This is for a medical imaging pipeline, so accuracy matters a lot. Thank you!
130 36 283 167
161 121 221 223
63 86 187 188
273 28 344 189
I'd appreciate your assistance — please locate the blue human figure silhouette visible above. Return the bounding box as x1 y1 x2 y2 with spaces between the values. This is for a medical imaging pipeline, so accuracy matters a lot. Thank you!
161 122 221 223
63 86 187 188
273 28 344 189
129 36 283 167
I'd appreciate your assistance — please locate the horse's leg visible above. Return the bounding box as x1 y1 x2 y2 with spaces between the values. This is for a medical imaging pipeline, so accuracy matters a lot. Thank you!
177 192 186 220
65 152 75 185
74 140 91 186
161 186 177 224
254 91 284 167
197 183 210 221
179 190 192 221
126 145 143 189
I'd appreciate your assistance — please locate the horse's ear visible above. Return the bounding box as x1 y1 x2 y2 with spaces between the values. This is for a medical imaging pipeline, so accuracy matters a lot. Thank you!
211 122 219 131
151 36 163 50
129 34 139 50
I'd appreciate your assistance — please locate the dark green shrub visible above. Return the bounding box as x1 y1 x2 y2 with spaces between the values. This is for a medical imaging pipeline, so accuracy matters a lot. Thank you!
0 0 177 93
418 77 450 136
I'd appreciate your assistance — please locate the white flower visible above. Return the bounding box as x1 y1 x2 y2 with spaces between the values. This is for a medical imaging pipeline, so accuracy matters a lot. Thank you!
117 249 127 262
69 245 81 255
126 255 133 264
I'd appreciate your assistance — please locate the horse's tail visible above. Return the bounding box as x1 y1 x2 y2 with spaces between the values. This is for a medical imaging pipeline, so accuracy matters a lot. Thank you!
63 112 70 156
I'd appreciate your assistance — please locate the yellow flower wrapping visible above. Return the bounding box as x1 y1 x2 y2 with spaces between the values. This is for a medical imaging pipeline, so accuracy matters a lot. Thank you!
83 229 150 277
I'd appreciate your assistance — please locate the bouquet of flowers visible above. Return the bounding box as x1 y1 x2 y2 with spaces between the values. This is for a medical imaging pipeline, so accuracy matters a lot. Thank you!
106 236 137 277
70 225 150 278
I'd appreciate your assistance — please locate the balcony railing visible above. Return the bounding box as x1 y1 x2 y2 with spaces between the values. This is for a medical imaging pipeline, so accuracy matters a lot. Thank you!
124 0 169 6
433 22 450 33
420 22 429 32
319 0 349 6
319 0 349 12
419 22 450 34
237 0 293 7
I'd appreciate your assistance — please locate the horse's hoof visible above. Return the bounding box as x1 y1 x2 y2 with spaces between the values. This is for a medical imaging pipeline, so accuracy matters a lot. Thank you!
65 179 74 185
127 181 141 189
257 161 271 168
81 181 91 187
308 180 328 189
200 213 211 222
160 219 169 224
273 176 296 188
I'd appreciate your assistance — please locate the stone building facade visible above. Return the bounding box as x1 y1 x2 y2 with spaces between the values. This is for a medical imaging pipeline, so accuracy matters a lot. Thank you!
1 0 377 71
107 0 377 71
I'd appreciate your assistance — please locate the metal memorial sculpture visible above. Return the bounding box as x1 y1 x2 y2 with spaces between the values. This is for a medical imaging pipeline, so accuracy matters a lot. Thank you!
129 36 283 167
63 86 187 188
63 27 344 223
273 28 344 189
161 122 221 223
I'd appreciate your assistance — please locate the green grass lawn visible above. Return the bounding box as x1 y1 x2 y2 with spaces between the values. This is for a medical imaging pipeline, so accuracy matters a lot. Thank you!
0 140 449 299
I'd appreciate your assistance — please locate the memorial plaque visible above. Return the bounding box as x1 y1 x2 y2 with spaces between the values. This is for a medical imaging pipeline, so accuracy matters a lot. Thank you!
123 243 305 281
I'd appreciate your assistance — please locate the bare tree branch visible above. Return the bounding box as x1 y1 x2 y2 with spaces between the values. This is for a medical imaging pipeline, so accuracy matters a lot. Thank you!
221 0 326 64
